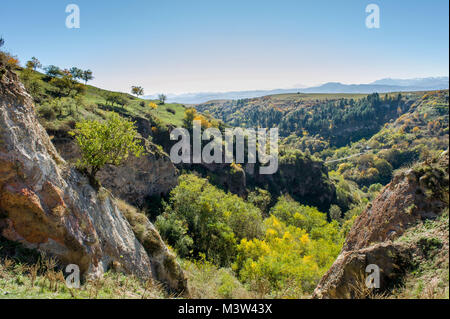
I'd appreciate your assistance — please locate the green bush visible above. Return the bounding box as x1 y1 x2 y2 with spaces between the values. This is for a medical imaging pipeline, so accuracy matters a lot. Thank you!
270 195 328 234
70 112 144 181
247 188 272 216
37 104 56 120
156 174 264 266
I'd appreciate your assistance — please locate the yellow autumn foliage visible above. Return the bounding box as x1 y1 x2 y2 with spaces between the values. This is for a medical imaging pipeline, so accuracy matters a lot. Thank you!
233 196 344 296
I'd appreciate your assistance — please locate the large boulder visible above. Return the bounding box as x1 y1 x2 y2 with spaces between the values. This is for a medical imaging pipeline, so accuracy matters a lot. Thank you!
313 242 412 298
0 70 187 293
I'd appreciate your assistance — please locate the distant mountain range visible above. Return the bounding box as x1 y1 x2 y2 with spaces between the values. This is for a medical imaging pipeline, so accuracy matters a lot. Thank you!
370 77 449 87
144 89 306 104
144 76 449 104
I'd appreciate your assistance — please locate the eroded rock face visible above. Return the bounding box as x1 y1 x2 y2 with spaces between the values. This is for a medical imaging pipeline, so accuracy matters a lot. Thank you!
0 70 187 293
98 149 178 207
313 242 412 299
118 200 188 294
343 156 448 252
50 131 178 208
313 151 449 298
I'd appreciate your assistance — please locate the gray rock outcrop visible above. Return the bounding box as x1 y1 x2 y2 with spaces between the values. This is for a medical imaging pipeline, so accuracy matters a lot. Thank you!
0 69 187 294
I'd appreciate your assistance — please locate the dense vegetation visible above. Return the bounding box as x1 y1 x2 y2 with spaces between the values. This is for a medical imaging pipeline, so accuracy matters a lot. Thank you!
156 174 265 266
321 90 449 187
156 174 346 297
196 92 415 147
197 90 448 191
1 40 448 298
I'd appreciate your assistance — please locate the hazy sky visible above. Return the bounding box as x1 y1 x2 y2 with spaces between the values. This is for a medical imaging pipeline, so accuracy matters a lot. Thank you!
1 0 448 94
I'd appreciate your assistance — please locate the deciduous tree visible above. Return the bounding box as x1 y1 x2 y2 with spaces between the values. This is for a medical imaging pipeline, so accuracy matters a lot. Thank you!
158 94 167 105
81 69 94 84
131 86 144 97
70 113 145 184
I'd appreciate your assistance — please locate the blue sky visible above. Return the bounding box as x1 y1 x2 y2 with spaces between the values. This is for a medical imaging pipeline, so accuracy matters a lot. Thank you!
0 0 448 94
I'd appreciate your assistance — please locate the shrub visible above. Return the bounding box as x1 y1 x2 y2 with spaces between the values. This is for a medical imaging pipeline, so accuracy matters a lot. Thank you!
234 212 343 296
49 75 85 98
329 205 342 222
231 195 344 296
70 113 145 182
105 92 128 108
247 188 272 216
181 257 254 299
270 195 327 234
7 56 20 68
0 50 20 70
368 183 383 193
156 174 264 266
37 104 56 120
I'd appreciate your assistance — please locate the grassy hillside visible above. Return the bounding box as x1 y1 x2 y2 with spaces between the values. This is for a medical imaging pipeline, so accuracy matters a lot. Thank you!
85 84 186 127
18 68 186 132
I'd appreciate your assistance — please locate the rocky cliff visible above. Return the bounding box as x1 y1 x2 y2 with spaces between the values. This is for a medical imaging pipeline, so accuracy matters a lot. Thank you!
0 69 187 293
50 130 178 208
313 151 449 298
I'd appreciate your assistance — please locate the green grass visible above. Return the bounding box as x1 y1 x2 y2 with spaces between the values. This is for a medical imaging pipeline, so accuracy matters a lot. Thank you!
0 265 166 299
391 210 449 299
0 234 256 299
0 235 166 299
17 68 187 129
150 103 186 127
83 83 186 126
181 258 257 299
